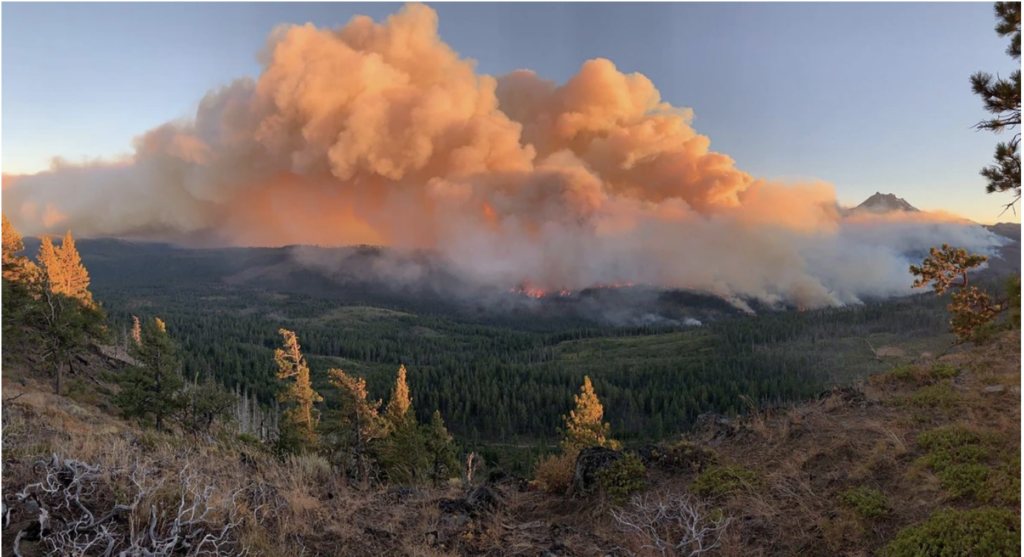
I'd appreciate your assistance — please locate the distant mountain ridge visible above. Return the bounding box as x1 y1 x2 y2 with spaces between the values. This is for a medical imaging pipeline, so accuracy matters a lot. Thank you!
853 192 920 213
984 222 1021 242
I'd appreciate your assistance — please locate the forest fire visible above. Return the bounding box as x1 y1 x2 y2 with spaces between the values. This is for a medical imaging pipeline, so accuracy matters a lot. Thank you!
508 281 637 299
2 3 1006 312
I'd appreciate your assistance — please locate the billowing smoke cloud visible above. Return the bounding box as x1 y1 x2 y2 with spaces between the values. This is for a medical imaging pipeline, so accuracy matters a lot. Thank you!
3 3 1007 309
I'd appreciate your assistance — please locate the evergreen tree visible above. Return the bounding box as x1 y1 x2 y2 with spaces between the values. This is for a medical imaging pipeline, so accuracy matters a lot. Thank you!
385 363 412 426
113 318 185 431
274 329 322 452
325 369 385 486
2 214 33 283
32 234 104 395
55 231 93 307
379 364 429 484
131 315 142 346
2 215 37 345
423 410 460 487
560 376 618 452
971 2 1021 211
178 372 239 436
37 232 94 307
911 244 1011 344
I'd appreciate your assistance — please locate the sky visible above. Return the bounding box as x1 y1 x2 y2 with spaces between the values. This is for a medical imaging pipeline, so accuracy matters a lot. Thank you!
2 2 1020 224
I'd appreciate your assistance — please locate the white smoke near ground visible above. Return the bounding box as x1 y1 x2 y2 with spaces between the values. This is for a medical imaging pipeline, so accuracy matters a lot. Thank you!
2 3 1008 310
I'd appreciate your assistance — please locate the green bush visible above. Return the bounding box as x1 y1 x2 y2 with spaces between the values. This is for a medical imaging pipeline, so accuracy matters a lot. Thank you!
928 363 958 380
887 508 1020 557
598 453 647 505
838 486 888 519
904 381 960 409
236 433 263 447
937 464 989 500
916 426 1015 503
693 465 760 498
889 364 918 382
648 441 718 473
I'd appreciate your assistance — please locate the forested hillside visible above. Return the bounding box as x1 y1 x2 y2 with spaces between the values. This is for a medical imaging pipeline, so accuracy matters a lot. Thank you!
16 237 974 457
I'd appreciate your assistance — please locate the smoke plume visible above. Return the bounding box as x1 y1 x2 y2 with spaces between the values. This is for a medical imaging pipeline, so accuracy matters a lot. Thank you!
2 3 1007 309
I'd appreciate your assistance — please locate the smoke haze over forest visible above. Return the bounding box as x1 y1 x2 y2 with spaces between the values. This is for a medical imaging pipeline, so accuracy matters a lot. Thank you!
2 3 1009 309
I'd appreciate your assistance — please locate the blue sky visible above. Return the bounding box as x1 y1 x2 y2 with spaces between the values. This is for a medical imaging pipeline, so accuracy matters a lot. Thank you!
2 2 1019 223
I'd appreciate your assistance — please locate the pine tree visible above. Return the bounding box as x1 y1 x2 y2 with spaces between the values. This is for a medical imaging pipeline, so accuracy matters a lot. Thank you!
910 244 1010 343
131 315 142 346
36 232 94 307
560 376 618 452
423 410 460 487
178 372 238 436
113 318 185 431
2 214 32 283
274 329 323 452
379 364 429 484
54 231 93 307
2 215 37 344
971 1 1021 212
31 235 104 395
385 364 412 426
325 369 385 486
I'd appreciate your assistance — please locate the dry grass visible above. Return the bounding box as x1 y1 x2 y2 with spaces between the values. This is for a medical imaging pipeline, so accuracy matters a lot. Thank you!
2 330 1018 556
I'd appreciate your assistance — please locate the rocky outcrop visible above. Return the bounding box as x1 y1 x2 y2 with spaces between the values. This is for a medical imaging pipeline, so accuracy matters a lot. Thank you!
570 447 622 497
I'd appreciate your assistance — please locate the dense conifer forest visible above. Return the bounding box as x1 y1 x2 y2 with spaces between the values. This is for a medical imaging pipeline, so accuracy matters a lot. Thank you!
38 237 965 459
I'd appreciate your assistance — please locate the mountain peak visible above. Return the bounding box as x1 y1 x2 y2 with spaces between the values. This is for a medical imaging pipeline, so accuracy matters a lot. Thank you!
854 192 919 213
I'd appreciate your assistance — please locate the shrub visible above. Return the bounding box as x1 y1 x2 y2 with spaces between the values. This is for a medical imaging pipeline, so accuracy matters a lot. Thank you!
937 464 989 500
903 381 960 409
535 450 577 495
916 425 1012 503
928 363 958 380
887 508 1020 557
838 486 888 519
693 465 760 498
649 441 718 473
598 453 647 505
874 364 919 384
873 363 960 387
287 453 333 486
236 433 263 447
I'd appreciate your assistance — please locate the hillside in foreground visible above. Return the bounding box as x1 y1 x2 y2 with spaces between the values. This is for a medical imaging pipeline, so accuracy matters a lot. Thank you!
3 328 1018 555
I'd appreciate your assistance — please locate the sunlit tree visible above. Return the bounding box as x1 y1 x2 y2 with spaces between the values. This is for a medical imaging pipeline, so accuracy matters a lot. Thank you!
910 244 1009 343
325 368 385 486
560 376 618 452
275 329 323 452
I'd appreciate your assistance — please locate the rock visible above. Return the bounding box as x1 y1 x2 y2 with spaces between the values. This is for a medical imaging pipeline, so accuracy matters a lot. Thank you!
466 484 506 515
438 483 507 518
570 447 622 497
983 385 1006 394
693 413 735 444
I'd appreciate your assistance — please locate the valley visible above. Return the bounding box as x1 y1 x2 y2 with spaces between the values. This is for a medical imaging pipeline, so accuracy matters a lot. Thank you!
43 236 993 472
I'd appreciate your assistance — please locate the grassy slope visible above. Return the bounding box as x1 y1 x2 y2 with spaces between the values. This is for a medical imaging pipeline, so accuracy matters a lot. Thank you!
2 328 1018 556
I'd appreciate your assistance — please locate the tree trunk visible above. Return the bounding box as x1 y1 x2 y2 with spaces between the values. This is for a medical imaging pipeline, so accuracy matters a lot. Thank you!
54 360 63 396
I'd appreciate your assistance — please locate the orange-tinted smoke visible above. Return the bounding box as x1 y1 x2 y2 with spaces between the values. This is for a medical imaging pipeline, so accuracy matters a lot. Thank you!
1 3 1004 309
